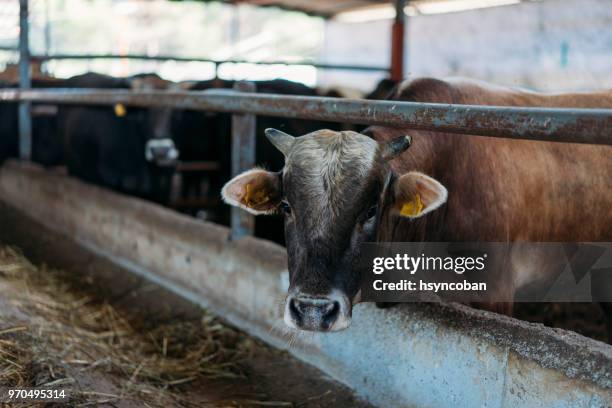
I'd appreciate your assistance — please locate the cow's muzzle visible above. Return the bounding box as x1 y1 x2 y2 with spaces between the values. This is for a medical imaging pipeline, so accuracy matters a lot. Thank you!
145 138 179 166
284 290 351 332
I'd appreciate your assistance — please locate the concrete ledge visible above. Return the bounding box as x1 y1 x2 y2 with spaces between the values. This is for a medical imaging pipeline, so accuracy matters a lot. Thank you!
1 161 610 407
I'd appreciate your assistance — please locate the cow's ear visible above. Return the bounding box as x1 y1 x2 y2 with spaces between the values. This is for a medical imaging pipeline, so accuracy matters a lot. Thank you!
221 169 281 215
393 172 447 218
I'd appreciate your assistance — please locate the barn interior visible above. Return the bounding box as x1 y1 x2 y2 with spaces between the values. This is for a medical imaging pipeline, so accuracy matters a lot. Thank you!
0 0 611 407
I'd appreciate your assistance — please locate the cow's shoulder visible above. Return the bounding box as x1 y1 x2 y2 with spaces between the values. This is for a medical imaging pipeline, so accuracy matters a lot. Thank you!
397 77 612 108
392 77 537 106
393 77 457 104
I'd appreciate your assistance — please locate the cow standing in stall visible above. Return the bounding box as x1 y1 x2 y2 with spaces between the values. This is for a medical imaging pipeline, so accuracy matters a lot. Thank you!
0 78 67 167
221 77 612 341
59 72 180 204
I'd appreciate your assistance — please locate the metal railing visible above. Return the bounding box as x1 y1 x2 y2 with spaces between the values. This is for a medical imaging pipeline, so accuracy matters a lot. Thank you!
2 86 612 240
0 49 390 74
36 53 390 74
2 87 612 145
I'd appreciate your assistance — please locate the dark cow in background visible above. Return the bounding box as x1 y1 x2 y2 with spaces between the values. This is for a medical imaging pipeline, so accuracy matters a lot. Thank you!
0 81 19 163
58 72 180 203
1 72 181 204
169 78 233 212
364 78 400 100
0 78 66 167
221 77 612 337
318 79 399 101
1 73 404 246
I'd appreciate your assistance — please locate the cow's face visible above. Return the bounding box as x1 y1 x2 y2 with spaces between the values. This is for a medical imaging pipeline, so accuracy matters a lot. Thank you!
129 75 180 166
222 129 447 332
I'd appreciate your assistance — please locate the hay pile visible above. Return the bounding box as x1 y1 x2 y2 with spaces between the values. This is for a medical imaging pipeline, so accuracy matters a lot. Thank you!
0 246 283 407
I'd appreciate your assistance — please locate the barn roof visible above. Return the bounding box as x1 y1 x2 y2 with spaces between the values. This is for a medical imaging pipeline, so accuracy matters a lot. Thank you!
231 0 390 17
198 0 513 19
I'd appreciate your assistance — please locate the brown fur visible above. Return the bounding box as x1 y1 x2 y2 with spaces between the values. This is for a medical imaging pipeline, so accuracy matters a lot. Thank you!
374 77 612 242
371 77 612 315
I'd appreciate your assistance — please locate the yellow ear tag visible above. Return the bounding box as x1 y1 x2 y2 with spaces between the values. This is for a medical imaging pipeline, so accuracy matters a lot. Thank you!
114 103 127 117
400 193 424 217
243 183 270 208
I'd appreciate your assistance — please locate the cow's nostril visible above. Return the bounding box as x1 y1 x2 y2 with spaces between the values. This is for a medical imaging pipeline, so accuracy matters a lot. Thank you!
286 295 347 331
289 297 302 318
323 301 339 316
321 301 340 327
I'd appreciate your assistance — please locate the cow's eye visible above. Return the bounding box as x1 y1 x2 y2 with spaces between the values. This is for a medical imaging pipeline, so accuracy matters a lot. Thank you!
366 205 378 219
280 201 292 214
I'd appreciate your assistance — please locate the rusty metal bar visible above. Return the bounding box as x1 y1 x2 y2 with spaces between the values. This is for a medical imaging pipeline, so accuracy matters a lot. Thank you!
18 0 32 161
1 88 611 145
390 0 406 81
43 0 51 56
230 81 257 239
31 53 390 73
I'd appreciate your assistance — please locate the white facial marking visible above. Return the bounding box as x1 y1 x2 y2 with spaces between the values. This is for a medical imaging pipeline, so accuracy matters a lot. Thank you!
283 288 352 332
284 130 378 235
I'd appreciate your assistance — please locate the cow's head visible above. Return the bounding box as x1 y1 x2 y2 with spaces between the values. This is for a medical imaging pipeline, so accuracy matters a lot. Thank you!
222 129 447 331
129 74 181 166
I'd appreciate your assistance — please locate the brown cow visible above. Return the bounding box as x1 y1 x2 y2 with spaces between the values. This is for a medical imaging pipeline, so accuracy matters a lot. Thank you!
222 77 612 335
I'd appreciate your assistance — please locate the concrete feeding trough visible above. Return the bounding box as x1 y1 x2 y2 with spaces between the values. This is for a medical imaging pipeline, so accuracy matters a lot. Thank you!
0 161 610 408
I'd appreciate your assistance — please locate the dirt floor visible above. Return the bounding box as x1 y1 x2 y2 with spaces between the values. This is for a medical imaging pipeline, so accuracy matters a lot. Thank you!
0 201 373 408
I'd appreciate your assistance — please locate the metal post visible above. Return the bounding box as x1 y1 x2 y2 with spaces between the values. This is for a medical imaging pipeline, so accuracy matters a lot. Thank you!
230 81 256 240
18 0 32 161
390 0 406 81
44 0 51 56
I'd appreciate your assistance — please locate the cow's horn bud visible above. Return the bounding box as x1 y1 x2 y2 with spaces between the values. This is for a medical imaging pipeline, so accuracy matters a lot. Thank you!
265 128 295 156
382 135 412 160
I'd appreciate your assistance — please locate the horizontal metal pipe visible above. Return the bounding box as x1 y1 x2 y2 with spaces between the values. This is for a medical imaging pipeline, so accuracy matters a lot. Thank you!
1 88 611 145
34 53 390 72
